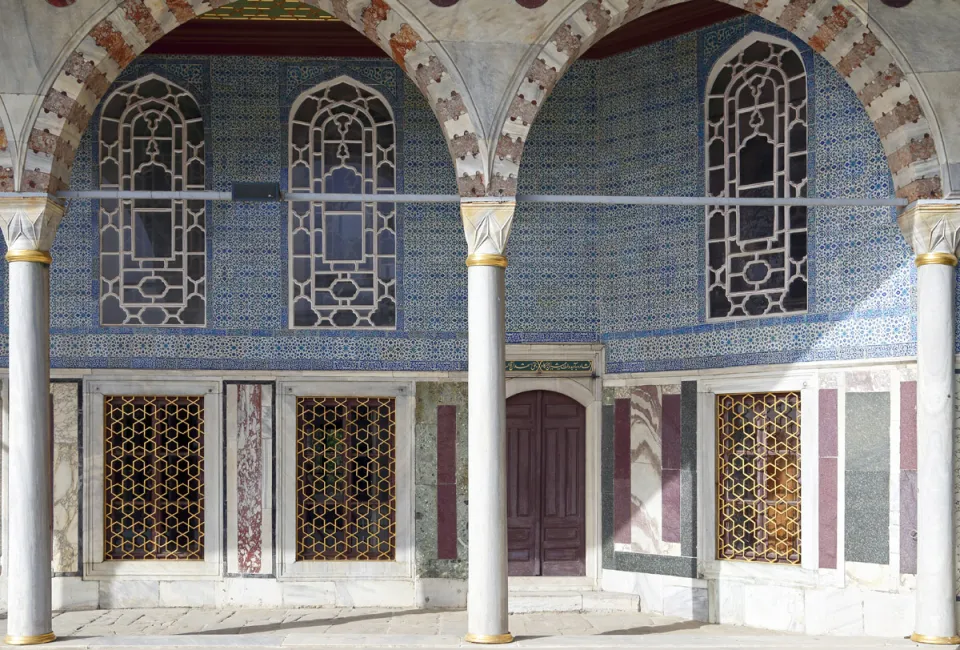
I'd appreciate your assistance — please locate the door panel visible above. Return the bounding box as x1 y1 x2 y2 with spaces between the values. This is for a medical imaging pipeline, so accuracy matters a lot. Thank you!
506 393 540 576
540 393 586 576
506 391 586 577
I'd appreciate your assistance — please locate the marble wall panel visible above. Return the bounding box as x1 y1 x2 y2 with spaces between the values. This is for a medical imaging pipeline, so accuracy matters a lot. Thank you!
226 383 274 576
819 389 838 569
436 405 457 561
603 383 696 578
623 385 682 556
899 381 917 575
51 381 80 576
414 382 467 579
844 392 891 565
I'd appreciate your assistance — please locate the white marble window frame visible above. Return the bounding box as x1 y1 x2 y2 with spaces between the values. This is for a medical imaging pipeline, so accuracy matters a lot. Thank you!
82 379 223 579
276 379 414 579
697 371 820 586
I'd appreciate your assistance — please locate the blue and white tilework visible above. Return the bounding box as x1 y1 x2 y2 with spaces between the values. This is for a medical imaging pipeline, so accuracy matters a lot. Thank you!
0 16 923 372
600 16 914 373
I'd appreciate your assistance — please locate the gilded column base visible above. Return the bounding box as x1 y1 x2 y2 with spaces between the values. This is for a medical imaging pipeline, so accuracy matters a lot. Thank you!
4 632 56 645
910 632 960 645
464 632 514 644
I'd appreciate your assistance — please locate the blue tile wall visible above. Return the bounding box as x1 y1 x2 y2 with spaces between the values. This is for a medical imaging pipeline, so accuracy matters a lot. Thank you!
600 16 915 373
0 15 923 371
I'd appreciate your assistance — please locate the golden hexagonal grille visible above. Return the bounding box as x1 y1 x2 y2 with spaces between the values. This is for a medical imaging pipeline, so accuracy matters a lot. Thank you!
717 391 801 564
296 397 396 561
104 396 205 560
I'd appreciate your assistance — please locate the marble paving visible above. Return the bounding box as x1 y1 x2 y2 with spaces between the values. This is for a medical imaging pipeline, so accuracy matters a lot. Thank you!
15 608 923 648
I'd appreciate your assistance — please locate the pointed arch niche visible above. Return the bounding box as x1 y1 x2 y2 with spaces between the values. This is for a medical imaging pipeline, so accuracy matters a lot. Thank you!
704 33 809 321
98 74 207 327
288 76 397 330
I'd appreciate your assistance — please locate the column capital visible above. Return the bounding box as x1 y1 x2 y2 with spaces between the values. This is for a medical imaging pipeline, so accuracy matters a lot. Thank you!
0 196 64 260
461 199 516 260
898 200 960 259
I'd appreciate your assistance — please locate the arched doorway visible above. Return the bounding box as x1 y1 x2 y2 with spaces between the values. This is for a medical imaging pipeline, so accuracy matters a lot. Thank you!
506 390 586 577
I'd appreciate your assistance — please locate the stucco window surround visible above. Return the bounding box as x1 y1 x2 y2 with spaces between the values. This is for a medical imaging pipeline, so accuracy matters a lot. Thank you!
705 33 809 322
82 379 222 579
276 380 414 579
98 74 208 327
697 372 820 586
287 76 398 330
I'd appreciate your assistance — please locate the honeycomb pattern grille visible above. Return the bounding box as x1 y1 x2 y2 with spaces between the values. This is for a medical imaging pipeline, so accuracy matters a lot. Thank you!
717 392 801 564
296 397 396 561
104 396 205 560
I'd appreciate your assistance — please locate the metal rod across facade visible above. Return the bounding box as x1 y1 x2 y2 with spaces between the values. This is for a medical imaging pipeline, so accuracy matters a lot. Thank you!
0 190 909 207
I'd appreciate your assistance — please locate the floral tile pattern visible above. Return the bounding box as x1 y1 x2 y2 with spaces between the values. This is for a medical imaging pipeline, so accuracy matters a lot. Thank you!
0 16 921 372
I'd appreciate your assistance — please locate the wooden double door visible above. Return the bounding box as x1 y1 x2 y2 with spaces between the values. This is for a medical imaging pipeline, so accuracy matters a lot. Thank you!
506 391 586 576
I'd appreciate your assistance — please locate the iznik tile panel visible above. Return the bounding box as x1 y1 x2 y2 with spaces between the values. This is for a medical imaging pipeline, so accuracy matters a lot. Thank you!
0 15 920 372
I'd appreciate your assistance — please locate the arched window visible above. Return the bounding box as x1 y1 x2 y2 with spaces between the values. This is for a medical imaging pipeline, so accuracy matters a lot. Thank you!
99 74 206 326
705 35 808 320
288 77 397 329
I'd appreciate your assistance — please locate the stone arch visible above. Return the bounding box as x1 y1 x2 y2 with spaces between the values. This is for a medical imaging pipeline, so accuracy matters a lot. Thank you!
492 0 941 201
505 377 595 408
19 0 487 196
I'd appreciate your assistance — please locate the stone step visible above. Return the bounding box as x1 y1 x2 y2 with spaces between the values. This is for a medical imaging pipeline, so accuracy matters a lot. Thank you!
508 590 640 613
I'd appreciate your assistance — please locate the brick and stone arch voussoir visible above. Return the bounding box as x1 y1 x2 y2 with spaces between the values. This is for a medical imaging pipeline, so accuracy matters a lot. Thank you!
494 0 942 202
22 0 488 197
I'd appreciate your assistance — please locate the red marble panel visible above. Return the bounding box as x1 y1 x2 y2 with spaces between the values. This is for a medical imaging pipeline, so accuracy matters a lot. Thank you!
661 394 682 471
437 405 458 560
819 457 838 569
661 468 681 544
900 381 917 471
819 389 838 458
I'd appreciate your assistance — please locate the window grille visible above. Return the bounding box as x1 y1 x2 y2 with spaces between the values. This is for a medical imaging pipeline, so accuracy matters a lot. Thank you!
99 74 206 326
705 36 808 320
103 395 205 560
716 391 801 564
295 397 396 560
288 78 397 328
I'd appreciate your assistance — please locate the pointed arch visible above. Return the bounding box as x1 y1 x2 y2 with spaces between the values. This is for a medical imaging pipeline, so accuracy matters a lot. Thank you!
20 0 487 196
494 0 941 201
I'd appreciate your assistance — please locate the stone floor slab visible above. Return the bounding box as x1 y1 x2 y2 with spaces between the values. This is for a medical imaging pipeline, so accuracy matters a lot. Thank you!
7 608 925 649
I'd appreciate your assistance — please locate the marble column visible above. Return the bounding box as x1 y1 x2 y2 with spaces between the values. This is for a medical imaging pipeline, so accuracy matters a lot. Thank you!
0 197 63 646
898 200 960 645
462 200 515 645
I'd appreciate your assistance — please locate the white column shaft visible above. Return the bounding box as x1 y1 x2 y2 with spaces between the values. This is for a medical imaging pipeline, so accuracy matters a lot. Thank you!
6 260 53 640
466 264 509 638
914 261 957 639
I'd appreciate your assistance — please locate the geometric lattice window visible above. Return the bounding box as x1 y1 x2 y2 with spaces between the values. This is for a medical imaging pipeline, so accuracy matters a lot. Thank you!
706 35 808 320
99 74 206 326
288 78 397 328
103 395 205 560
295 397 396 560
716 391 801 564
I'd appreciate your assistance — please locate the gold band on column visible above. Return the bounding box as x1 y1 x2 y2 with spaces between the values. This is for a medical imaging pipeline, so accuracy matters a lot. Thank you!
909 633 960 645
464 633 514 644
4 632 56 645
915 252 958 267
4 250 52 265
466 253 507 268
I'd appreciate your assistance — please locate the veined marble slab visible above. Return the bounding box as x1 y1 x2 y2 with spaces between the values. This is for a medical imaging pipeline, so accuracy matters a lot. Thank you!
624 385 681 557
52 382 80 575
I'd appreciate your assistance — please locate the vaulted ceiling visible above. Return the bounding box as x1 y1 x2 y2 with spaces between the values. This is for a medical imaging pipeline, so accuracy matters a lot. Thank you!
146 0 746 59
